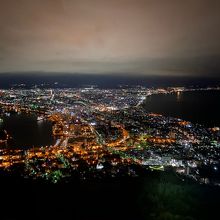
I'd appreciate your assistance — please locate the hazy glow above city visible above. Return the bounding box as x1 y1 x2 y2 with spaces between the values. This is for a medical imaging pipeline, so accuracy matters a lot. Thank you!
0 0 220 76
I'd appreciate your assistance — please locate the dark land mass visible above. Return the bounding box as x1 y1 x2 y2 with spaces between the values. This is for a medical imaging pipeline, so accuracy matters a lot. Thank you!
1 169 220 220
1 73 220 89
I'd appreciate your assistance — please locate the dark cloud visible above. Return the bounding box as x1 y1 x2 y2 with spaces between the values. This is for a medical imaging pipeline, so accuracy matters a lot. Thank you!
0 0 219 76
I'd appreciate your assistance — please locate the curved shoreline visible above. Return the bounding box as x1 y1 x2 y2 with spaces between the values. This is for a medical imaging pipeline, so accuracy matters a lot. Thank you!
142 89 220 128
0 112 54 149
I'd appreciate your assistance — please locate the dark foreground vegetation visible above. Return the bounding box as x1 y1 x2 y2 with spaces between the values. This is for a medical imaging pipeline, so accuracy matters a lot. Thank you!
0 170 219 220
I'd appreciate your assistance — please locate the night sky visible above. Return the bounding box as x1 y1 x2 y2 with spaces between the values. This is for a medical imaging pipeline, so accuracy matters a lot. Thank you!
0 0 219 76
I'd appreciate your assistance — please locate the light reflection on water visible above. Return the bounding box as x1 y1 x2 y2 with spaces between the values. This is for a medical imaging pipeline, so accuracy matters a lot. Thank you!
0 112 54 149
143 90 220 127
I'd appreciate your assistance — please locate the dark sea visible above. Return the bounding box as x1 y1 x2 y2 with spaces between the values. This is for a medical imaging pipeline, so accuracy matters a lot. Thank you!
0 113 54 149
143 90 220 127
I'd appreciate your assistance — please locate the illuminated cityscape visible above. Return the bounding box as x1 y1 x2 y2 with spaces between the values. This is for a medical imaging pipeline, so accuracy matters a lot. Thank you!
1 86 220 185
